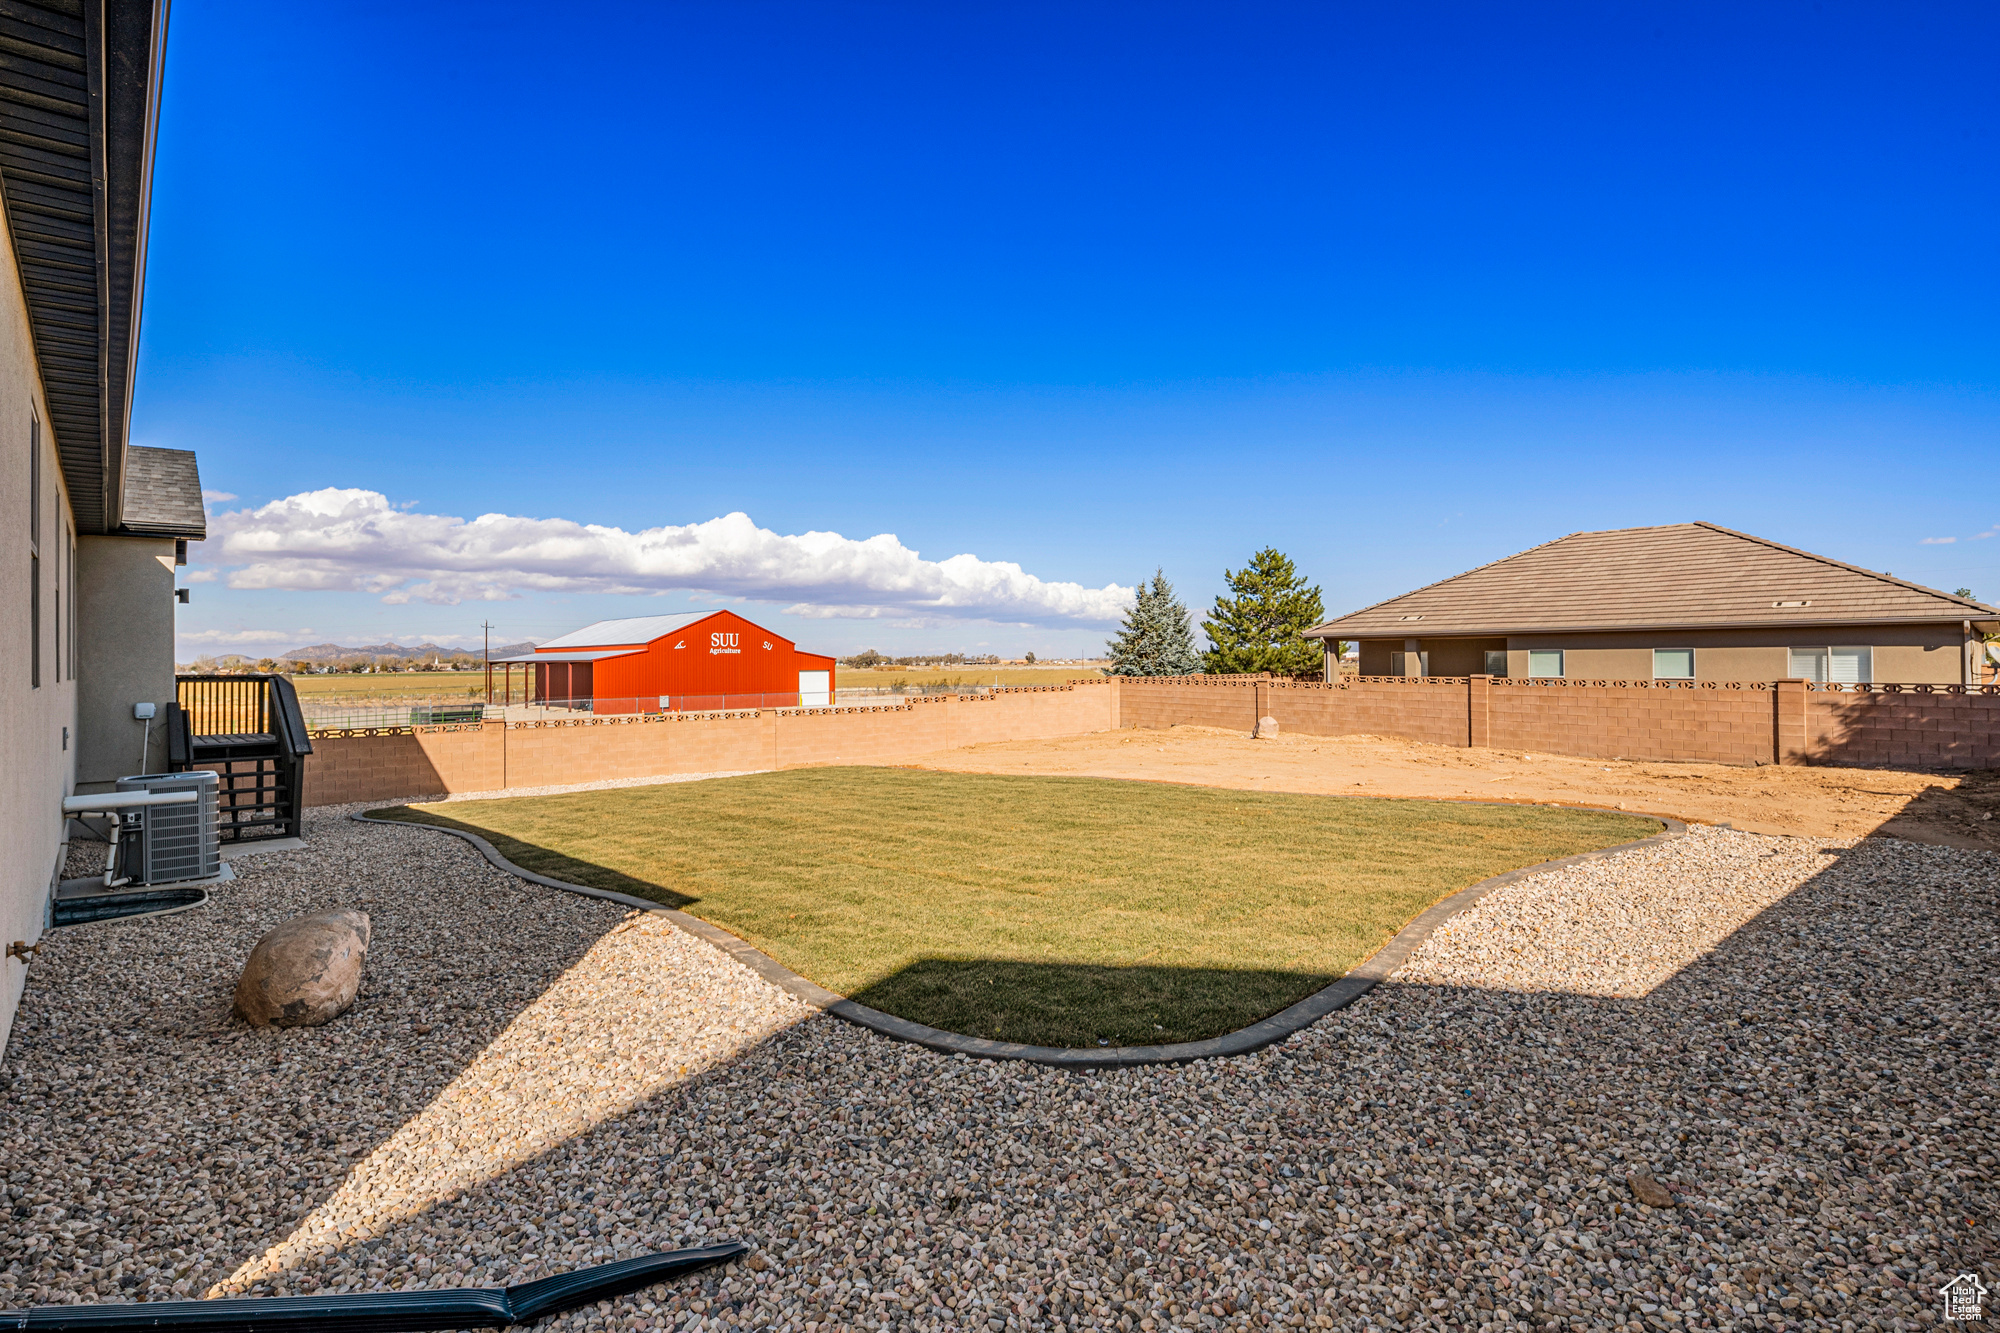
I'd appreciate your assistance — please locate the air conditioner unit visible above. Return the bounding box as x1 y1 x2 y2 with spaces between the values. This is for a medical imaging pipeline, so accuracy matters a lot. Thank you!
113 771 220 885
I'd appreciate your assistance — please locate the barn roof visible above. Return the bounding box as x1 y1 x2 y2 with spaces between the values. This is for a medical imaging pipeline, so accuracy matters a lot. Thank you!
493 650 640 663
1309 522 1999 639
537 612 714 650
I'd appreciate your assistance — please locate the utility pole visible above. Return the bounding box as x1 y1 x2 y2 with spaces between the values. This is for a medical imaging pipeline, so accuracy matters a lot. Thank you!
482 620 494 703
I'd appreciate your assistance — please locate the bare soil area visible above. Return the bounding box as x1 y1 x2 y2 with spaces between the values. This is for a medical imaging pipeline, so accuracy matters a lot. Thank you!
899 725 2000 849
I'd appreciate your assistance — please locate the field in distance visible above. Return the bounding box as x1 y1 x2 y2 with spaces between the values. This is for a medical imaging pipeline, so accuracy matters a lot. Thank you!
288 671 495 700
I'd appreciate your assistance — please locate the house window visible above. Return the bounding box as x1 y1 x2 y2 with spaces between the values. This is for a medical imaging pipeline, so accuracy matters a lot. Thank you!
1390 651 1429 677
1653 648 1695 679
1788 646 1872 684
28 417 39 690
29 553 39 688
1483 650 1507 677
1527 649 1564 678
67 529 77 679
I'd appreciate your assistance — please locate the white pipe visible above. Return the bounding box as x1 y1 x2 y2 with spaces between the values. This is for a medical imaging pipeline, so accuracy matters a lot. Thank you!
62 791 196 814
100 811 128 888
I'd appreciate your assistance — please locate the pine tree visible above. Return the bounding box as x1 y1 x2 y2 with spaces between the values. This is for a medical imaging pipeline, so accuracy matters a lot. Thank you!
1201 548 1327 677
1105 569 1201 676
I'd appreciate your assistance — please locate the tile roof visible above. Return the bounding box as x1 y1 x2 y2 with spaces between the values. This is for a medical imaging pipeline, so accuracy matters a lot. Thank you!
120 447 207 538
1309 522 1998 638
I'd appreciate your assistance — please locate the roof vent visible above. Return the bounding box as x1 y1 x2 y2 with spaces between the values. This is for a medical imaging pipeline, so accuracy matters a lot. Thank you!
1400 614 1424 621
1772 600 1811 608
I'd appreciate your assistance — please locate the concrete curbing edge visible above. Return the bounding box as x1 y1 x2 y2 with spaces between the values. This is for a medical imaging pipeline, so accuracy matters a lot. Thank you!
351 803 1686 1068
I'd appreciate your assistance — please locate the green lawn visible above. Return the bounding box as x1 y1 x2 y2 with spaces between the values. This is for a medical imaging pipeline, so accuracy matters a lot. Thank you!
373 769 1655 1047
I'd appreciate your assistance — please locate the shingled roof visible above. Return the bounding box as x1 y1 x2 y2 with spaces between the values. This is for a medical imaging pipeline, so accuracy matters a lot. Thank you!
119 446 205 538
1308 523 1999 639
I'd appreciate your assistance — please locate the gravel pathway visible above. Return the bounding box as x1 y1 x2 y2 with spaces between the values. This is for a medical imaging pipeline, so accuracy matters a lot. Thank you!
4 811 1994 1333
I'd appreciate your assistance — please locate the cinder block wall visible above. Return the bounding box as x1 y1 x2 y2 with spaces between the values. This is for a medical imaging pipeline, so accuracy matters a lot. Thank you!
1806 689 2000 769
1123 675 2000 769
303 673 2000 806
304 680 1119 805
1283 680 1470 747
1485 680 1776 765
1117 678 1261 732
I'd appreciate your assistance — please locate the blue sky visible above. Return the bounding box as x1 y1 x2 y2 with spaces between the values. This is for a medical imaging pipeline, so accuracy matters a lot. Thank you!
143 1 2000 660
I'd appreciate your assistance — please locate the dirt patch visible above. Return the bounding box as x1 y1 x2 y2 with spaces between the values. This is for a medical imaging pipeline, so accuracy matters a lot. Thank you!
895 725 2000 849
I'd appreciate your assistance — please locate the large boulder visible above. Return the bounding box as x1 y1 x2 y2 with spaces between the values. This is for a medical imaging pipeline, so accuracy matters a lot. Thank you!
234 910 371 1028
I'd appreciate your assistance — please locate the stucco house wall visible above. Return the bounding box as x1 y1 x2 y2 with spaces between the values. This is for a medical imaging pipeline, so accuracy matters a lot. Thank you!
0 211 76 1055
1357 621 1967 683
75 534 180 785
1503 622 1962 683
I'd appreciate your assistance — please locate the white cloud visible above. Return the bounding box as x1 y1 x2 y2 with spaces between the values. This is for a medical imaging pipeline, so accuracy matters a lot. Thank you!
784 603 891 619
206 489 1134 625
177 628 317 646
183 569 218 583
1920 536 1957 544
202 490 238 503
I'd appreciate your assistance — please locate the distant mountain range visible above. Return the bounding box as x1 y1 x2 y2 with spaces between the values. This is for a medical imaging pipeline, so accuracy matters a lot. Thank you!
280 640 543 662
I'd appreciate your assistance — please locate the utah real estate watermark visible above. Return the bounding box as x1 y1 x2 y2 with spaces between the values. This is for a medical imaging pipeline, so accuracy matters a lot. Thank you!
1941 1274 1987 1322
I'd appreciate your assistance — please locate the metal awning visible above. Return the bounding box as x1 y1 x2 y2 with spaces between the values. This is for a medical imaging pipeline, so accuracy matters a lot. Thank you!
492 650 639 663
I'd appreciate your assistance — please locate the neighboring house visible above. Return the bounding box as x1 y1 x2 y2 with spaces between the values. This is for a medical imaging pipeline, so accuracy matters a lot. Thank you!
3 1 191 1052
493 611 838 711
1307 523 1999 685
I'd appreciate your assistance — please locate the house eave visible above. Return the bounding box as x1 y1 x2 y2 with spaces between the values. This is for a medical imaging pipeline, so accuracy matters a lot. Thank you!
1308 615 2000 640
0 0 169 535
113 518 204 540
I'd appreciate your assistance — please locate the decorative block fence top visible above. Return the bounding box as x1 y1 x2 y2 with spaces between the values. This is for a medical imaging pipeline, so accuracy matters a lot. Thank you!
1150 675 2000 696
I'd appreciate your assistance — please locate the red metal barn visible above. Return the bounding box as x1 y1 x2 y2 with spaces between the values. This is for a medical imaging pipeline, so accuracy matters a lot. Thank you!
493 611 837 712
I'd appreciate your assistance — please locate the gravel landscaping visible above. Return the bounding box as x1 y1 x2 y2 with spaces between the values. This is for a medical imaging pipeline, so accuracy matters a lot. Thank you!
4 804 1994 1333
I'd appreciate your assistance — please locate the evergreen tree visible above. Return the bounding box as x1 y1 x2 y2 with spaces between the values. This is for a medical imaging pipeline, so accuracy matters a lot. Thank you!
1201 548 1327 677
1105 569 1201 676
